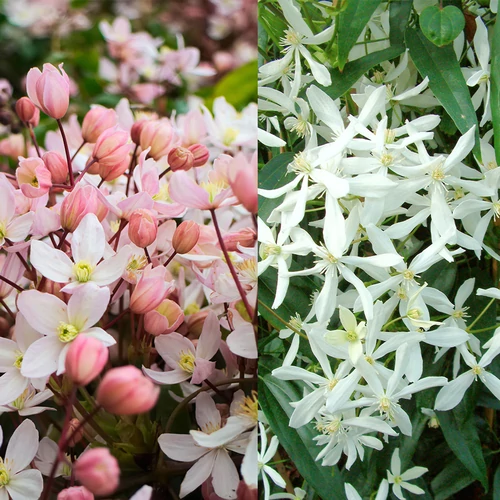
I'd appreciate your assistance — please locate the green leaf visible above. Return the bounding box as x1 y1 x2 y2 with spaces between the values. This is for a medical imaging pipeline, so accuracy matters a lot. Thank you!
260 362 344 500
490 17 500 164
337 0 383 71
389 0 413 45
419 5 465 47
258 152 295 223
311 45 405 100
405 28 481 160
436 407 488 489
206 60 258 111
493 463 500 500
420 261 457 296
431 456 476 500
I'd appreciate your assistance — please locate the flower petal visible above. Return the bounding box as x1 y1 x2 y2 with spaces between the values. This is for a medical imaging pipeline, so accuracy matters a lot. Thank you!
30 240 73 283
71 213 105 266
6 419 39 473
20 336 63 379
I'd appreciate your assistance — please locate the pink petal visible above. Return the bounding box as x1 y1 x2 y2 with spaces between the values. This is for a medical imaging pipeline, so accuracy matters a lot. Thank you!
179 451 217 498
196 311 221 361
191 358 216 385
169 171 211 209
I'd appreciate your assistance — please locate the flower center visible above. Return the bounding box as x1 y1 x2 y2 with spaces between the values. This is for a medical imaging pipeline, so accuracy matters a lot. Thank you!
235 391 258 422
73 261 93 282
290 153 312 175
57 322 79 343
402 270 415 280
493 201 500 220
282 29 303 47
178 351 196 373
379 395 391 413
184 302 200 315
393 475 403 485
223 127 239 146
407 308 422 320
13 351 23 369
346 330 358 342
260 243 281 260
0 222 6 240
452 306 469 319
290 116 309 137
472 365 483 376
0 459 10 487
379 152 394 167
288 314 303 331
431 163 446 181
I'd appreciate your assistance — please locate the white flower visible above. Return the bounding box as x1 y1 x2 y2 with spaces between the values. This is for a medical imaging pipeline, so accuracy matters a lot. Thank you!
258 422 286 500
387 448 427 499
0 419 43 499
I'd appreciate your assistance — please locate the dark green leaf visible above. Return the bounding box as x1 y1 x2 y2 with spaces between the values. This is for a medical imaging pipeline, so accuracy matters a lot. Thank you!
490 17 500 164
260 364 344 500
419 5 465 47
337 0 382 71
493 463 500 500
436 406 488 489
258 152 295 223
389 0 413 45
431 456 476 500
405 28 480 160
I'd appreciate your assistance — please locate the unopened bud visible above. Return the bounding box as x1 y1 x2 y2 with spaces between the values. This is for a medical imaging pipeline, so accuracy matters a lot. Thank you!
172 220 200 254
168 146 194 172
15 97 36 123
65 335 109 386
74 448 120 496
67 418 85 447
57 486 94 500
43 151 68 184
130 119 147 145
81 106 117 143
128 209 157 248
144 299 184 335
188 144 209 167
222 228 256 251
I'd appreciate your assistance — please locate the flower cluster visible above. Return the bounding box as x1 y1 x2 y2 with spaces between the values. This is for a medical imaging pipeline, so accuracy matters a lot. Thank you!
0 6 257 499
258 0 500 498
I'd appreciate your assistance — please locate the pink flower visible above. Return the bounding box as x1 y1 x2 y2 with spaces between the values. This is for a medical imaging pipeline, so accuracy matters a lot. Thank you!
15 97 37 123
18 283 115 379
65 335 109 386
16 157 52 198
81 105 117 143
228 153 257 213
139 119 176 160
26 63 70 119
43 151 68 184
172 220 200 254
57 486 94 500
91 127 130 168
144 299 184 336
128 209 157 248
143 310 221 385
130 264 173 314
96 365 160 415
74 448 120 496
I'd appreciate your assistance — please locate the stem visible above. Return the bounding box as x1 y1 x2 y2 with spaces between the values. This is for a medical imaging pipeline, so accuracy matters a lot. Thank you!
71 140 86 162
126 144 139 196
103 307 130 330
73 158 97 185
108 219 128 249
144 246 152 264
258 299 308 339
0 298 16 321
158 166 171 180
57 119 74 187
210 209 253 319
110 278 124 302
204 379 231 403
0 274 23 292
28 124 42 158
163 250 177 267
73 400 111 445
469 323 500 334
467 298 497 332
58 229 69 250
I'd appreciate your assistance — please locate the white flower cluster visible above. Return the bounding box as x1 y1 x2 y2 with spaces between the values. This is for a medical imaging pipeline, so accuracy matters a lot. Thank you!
258 0 500 497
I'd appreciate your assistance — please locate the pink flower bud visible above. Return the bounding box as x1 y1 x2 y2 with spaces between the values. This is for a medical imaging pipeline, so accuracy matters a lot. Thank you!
60 184 108 232
130 119 147 145
222 228 256 251
96 365 160 415
16 157 52 198
128 209 157 248
65 336 109 386
188 144 210 167
98 155 130 182
92 128 130 163
168 146 194 172
81 106 117 143
74 448 120 496
26 63 70 119
67 418 85 447
228 154 257 213
139 119 175 160
172 220 200 254
43 151 68 184
130 264 173 314
57 486 94 500
144 299 184 335
15 97 36 123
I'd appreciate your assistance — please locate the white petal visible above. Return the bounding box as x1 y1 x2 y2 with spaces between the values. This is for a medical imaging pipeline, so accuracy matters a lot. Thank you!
0 338 18 371
196 311 221 360
6 419 39 472
5 470 43 500
71 213 105 266
6 212 34 242
0 370 28 406
482 371 500 400
20 336 63 379
158 433 209 462
67 283 110 331
81 327 116 347
434 371 475 411
179 450 217 498
143 367 190 385
30 240 73 283
17 290 67 336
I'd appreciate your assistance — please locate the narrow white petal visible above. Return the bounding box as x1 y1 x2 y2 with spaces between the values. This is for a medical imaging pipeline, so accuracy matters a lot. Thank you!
434 371 475 411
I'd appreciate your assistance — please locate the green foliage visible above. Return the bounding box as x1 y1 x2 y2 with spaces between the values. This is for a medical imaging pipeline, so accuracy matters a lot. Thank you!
419 5 465 47
490 17 500 164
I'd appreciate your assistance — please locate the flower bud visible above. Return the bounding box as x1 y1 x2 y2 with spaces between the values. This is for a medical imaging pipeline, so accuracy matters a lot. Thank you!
167 147 194 172
144 299 184 336
128 209 157 248
60 184 108 232
139 119 175 160
81 106 117 144
16 157 52 198
67 418 85 447
57 486 94 500
92 128 130 163
98 155 130 182
172 221 200 254
65 336 109 386
228 154 257 214
96 365 160 415
74 448 120 496
188 144 209 167
43 151 68 184
222 228 256 251
15 97 36 123
130 119 147 145
26 63 70 119
130 264 173 314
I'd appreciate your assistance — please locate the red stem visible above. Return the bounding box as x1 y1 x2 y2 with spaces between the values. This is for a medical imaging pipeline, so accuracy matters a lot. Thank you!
57 119 74 187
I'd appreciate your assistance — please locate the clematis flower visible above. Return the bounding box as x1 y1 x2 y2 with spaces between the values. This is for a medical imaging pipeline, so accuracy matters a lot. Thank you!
158 392 250 499
16 157 52 198
387 448 427 499
143 311 221 385
0 419 44 499
257 423 286 500
0 385 54 416
30 212 131 292
18 283 115 378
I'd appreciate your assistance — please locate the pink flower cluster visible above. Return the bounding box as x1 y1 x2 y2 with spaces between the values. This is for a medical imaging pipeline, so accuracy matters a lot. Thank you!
0 61 257 499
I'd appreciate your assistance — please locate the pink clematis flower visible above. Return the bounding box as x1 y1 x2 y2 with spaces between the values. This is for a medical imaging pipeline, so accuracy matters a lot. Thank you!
30 213 131 292
16 157 52 198
143 311 221 385
0 176 34 247
26 63 70 119
18 283 115 379
158 392 250 499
